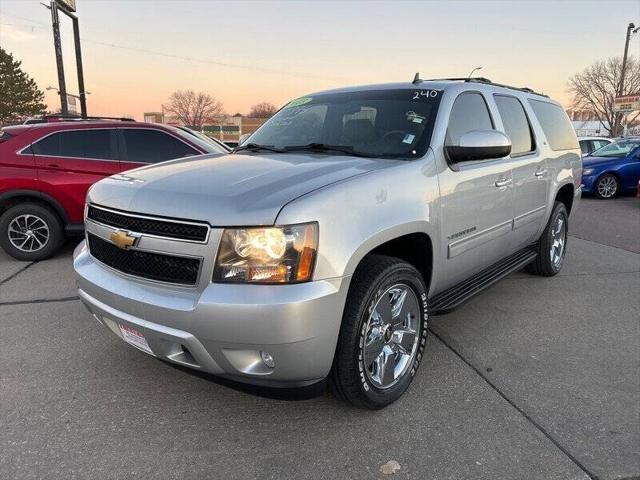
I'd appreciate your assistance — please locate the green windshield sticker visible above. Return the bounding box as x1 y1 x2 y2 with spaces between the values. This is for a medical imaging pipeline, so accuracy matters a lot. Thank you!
287 97 312 108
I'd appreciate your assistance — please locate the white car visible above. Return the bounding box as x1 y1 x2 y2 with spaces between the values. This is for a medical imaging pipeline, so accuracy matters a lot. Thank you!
578 136 613 156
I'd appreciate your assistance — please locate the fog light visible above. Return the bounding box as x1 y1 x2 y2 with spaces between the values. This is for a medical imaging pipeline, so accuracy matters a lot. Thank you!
260 351 275 369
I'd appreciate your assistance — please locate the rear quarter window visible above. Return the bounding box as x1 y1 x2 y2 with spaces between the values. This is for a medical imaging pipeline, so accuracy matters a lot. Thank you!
529 100 578 151
120 129 199 163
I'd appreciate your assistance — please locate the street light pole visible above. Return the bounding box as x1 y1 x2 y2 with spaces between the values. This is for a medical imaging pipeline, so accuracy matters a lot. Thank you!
617 22 639 136
618 23 637 97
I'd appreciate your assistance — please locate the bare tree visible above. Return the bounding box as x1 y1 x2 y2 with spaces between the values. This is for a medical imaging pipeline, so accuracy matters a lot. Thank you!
248 102 278 118
568 56 640 136
164 90 225 128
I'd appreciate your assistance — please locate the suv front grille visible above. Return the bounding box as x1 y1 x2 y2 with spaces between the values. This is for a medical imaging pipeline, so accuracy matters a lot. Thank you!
87 206 208 242
88 234 201 285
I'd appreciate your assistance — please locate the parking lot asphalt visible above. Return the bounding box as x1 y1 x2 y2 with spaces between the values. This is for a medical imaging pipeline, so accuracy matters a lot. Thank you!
1 197 638 480
570 196 640 254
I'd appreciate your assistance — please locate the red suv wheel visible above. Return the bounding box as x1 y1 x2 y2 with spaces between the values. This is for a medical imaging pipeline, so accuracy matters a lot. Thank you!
0 203 64 261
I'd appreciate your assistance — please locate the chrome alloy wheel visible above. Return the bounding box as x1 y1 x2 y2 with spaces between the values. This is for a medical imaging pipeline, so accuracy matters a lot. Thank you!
8 214 50 252
549 215 566 269
363 284 420 390
597 176 617 198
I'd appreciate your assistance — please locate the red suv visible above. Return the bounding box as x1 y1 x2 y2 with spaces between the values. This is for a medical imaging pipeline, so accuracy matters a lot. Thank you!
0 119 228 260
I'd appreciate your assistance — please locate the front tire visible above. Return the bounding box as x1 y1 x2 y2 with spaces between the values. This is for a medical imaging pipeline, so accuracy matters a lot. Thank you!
0 203 64 261
329 255 428 409
595 173 619 199
526 201 568 277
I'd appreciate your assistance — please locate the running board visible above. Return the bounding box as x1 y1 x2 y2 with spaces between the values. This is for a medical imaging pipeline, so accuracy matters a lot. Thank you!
429 248 537 315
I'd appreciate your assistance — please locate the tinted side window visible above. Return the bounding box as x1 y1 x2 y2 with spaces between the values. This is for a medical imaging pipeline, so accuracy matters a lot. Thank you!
31 130 116 159
529 100 578 151
494 95 535 155
446 92 493 145
121 129 198 163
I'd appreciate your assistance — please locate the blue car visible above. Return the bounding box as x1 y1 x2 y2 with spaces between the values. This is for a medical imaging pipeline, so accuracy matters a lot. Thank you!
581 137 640 199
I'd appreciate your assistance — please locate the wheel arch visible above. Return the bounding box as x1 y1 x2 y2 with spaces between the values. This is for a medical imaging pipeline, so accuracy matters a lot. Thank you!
596 170 621 183
554 182 575 214
346 228 434 293
0 190 69 225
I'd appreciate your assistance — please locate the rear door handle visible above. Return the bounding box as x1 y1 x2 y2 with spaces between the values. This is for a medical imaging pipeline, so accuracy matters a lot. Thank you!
494 178 512 188
535 169 548 177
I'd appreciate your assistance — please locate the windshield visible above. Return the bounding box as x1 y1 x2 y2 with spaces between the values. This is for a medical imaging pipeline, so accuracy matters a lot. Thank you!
591 139 640 158
244 89 442 159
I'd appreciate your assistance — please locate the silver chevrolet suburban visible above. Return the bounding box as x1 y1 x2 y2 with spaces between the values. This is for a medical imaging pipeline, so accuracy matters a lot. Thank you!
73 77 581 409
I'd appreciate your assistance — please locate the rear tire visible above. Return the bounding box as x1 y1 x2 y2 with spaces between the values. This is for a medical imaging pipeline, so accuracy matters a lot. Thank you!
329 255 428 409
0 203 64 261
526 201 568 277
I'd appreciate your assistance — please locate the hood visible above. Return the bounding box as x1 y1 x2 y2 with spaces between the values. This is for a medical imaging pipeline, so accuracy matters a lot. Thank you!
88 152 397 226
582 155 625 168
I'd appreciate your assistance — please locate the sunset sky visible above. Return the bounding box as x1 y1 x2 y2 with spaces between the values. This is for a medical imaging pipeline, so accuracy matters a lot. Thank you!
1 0 638 120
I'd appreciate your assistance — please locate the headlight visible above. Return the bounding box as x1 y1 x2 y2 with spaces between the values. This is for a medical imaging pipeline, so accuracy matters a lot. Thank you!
582 168 594 176
213 223 318 284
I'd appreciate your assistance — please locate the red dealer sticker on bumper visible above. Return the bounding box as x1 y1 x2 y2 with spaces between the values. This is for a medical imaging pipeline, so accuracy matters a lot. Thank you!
118 324 153 355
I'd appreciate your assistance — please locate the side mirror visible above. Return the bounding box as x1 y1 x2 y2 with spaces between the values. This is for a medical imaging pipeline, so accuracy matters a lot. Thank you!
446 130 511 163
238 133 252 146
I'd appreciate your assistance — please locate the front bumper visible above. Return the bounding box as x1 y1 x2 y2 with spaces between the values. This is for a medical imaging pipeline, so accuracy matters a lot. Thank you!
74 241 350 387
580 175 596 194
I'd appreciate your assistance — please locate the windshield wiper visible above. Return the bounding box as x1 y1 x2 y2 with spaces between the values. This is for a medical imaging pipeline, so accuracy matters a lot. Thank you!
282 143 373 158
234 143 285 153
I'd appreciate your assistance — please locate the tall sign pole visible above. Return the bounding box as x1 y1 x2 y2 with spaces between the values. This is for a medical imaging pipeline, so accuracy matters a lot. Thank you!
71 15 87 117
47 0 87 117
50 0 68 115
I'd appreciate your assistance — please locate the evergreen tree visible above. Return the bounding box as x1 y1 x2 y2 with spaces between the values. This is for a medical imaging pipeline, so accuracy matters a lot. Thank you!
0 47 47 125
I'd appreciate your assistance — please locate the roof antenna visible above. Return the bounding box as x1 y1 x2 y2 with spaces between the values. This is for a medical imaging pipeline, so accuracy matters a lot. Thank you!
467 66 482 79
412 72 421 85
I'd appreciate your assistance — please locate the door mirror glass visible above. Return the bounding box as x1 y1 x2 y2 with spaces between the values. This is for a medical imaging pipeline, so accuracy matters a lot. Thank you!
446 129 512 163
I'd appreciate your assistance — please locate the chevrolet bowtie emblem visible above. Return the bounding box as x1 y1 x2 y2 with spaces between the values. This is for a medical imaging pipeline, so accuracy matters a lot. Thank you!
110 230 138 250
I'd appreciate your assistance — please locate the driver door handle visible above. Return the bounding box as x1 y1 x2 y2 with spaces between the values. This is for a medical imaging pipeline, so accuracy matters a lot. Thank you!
494 178 512 188
535 169 548 177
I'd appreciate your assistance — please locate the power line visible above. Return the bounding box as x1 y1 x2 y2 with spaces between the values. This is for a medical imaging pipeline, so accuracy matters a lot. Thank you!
1 22 42 28
0 11 50 26
0 11 345 82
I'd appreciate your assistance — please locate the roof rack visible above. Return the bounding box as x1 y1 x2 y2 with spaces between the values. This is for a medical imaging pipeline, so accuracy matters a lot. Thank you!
414 75 548 98
41 114 136 122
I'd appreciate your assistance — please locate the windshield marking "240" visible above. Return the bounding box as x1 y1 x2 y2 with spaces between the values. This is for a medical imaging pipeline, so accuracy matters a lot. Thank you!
412 90 439 100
